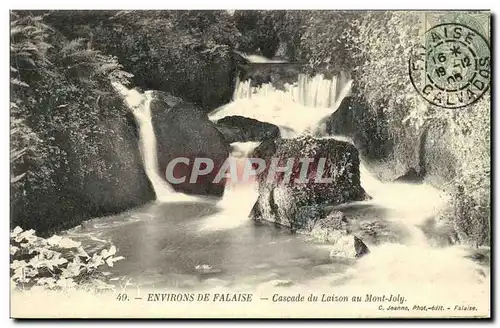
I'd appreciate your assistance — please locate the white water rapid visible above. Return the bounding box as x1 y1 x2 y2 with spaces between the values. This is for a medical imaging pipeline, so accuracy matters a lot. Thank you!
209 73 352 136
198 141 261 231
112 64 488 308
203 69 490 305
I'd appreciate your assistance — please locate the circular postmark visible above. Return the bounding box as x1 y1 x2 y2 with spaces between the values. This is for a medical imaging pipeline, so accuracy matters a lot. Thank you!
409 23 490 108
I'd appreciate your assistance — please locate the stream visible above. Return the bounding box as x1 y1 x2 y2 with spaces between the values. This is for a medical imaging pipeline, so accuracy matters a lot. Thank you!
61 72 490 311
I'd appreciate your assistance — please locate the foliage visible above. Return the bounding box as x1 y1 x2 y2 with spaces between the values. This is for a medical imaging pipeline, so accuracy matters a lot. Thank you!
233 10 364 66
46 10 241 110
10 226 123 292
299 11 363 72
295 10 490 245
10 12 129 186
348 12 490 246
349 12 421 123
292 11 423 127
233 10 309 61
10 12 152 234
233 10 281 58
447 95 490 246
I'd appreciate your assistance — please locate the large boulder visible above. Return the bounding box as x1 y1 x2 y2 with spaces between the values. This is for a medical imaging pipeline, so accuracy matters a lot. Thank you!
11 111 155 236
79 114 156 212
327 95 490 247
327 96 393 164
250 136 368 230
327 96 424 181
214 115 280 143
149 93 230 197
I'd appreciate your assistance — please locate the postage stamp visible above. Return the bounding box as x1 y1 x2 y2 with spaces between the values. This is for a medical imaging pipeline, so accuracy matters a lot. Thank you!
409 19 491 108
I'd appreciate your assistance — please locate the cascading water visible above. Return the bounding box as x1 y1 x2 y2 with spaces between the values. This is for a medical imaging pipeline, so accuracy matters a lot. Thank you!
210 73 353 137
112 82 203 203
218 141 261 210
205 69 353 227
60 70 488 317
204 68 489 300
233 72 351 108
109 44 489 300
198 141 261 231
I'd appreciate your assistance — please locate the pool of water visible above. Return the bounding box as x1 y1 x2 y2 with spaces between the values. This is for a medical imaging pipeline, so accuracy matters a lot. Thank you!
67 201 356 291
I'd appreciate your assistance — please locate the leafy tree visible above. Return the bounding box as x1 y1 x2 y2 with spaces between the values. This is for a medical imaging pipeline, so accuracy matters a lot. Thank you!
233 10 301 60
46 10 241 110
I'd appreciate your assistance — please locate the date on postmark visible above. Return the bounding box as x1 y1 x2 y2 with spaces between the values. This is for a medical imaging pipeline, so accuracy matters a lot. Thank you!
409 23 490 108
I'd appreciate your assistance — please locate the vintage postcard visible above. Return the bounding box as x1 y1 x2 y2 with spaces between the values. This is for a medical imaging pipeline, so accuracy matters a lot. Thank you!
10 10 491 318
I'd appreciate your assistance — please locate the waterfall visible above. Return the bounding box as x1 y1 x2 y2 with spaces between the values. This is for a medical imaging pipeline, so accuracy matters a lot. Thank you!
110 68 487 302
204 64 489 294
234 51 287 64
209 73 352 137
198 141 261 231
112 82 202 203
232 72 351 109
217 141 261 210
202 71 355 230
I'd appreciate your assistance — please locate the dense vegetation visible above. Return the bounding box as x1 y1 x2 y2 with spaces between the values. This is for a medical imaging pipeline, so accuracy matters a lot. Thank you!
10 12 154 235
10 10 490 247
232 10 490 246
285 11 490 246
45 10 241 110
10 226 124 292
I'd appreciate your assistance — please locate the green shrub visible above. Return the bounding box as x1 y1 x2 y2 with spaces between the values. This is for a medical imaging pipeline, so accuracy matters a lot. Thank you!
348 12 490 246
289 11 491 246
46 10 241 110
10 226 124 292
10 12 153 235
